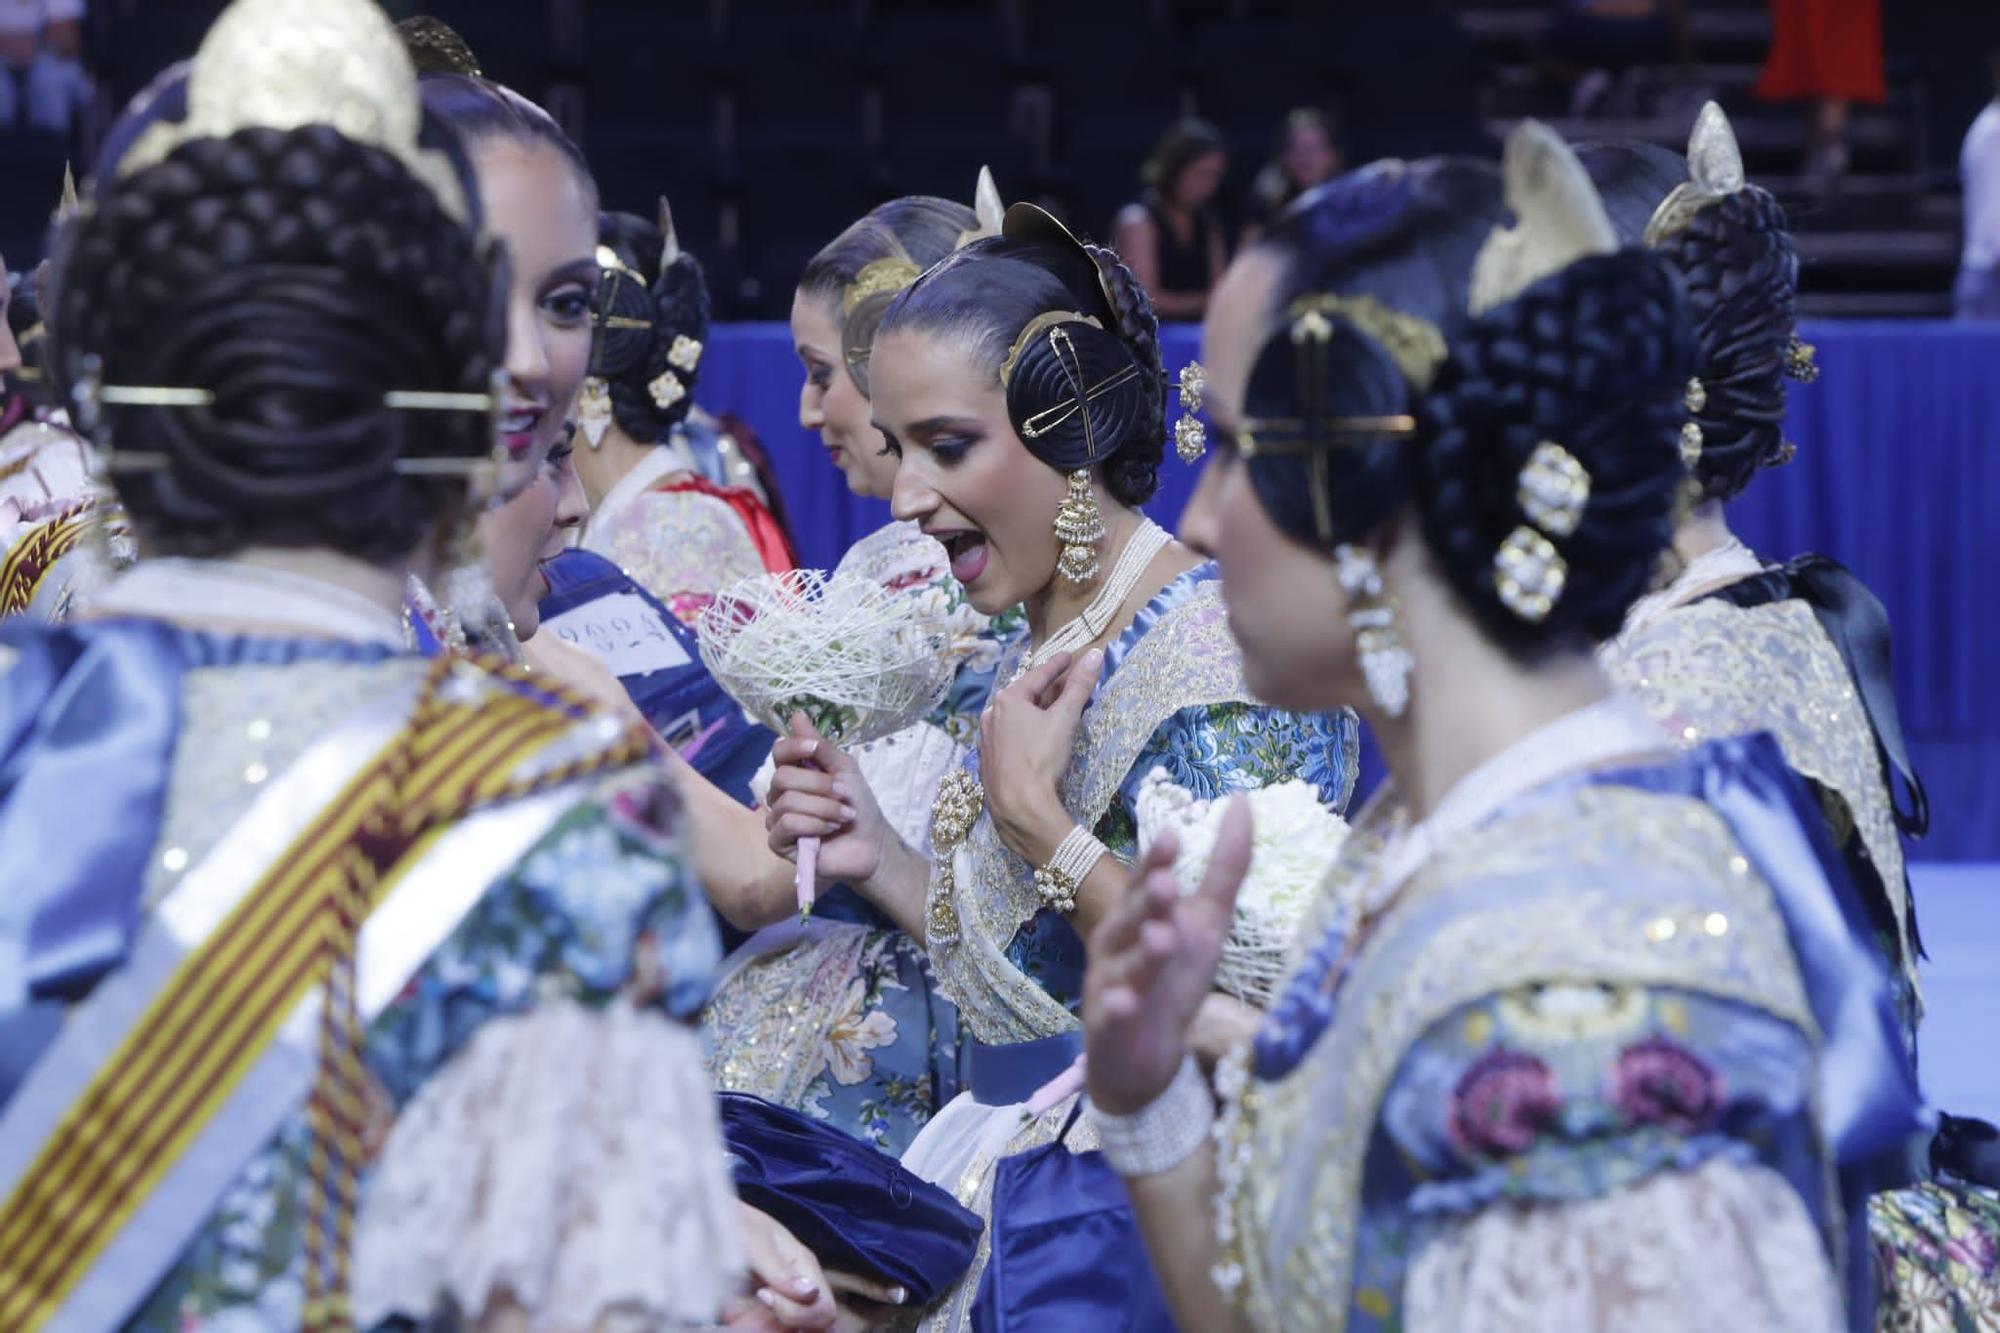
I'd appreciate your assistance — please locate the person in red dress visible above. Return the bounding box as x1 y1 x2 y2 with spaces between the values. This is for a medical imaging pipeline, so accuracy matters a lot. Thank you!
1755 0 1886 193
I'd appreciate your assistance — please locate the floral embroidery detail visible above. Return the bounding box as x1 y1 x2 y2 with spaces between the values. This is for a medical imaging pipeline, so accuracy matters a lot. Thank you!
1610 1036 1725 1134
1447 1048 1561 1159
1871 1177 2000 1328
823 977 899 1085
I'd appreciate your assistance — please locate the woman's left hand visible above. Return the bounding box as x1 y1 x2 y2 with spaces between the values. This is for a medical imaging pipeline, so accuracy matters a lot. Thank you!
980 649 1101 862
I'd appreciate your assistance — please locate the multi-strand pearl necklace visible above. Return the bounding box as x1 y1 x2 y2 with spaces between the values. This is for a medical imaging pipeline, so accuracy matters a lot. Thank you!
1013 517 1172 683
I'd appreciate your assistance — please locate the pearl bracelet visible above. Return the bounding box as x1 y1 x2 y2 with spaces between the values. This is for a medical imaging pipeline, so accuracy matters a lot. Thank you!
1033 824 1107 914
1093 1053 1215 1178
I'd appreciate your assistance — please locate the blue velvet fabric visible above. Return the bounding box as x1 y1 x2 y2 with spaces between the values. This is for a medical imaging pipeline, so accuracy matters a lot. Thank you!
536 547 774 806
696 320 1999 858
969 1106 1178 1333
720 1091 982 1305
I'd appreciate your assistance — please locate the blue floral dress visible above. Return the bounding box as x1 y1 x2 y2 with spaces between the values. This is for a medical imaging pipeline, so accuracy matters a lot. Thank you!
0 622 733 1331
700 521 1026 1156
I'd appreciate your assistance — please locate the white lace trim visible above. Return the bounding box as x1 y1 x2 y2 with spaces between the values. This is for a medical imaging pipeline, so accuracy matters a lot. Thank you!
353 999 743 1331
1403 1157 1842 1332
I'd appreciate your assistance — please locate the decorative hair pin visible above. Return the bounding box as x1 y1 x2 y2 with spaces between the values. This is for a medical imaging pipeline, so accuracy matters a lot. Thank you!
1470 120 1619 316
1680 377 1706 466
955 165 1006 249
1235 296 1424 545
996 311 1144 448
1171 361 1206 463
72 355 509 483
1643 102 1747 247
1495 439 1591 622
1288 294 1448 391
1784 335 1819 383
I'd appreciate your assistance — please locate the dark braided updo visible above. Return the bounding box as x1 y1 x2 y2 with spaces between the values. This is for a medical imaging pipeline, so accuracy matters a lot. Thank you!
592 208 710 441
1239 157 1692 661
1581 141 1802 503
50 123 500 560
877 228 1166 507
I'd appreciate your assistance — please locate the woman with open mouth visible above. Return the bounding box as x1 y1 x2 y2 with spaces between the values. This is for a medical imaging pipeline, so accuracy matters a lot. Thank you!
761 201 1360 1329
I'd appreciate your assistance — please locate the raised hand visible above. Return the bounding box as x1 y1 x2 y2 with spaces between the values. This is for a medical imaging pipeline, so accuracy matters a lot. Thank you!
1083 799 1252 1116
980 648 1100 860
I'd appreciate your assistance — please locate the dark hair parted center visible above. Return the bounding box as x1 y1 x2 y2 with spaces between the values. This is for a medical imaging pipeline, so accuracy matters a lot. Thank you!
877 234 1165 507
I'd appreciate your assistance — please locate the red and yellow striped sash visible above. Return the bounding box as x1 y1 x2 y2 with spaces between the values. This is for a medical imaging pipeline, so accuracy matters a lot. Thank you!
0 666 637 1329
0 503 98 619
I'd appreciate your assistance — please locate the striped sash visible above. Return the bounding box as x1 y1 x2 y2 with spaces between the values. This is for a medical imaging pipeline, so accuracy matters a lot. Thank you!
0 660 644 1330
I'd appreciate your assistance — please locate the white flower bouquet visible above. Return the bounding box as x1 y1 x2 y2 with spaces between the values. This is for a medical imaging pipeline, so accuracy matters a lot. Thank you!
1134 768 1350 1007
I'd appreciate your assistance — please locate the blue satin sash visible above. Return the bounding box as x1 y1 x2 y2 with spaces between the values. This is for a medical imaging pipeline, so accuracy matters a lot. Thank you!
967 1031 1082 1107
0 620 400 1006
1595 733 1927 1180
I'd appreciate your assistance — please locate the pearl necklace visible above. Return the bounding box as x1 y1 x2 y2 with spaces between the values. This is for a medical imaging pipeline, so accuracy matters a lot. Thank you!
1016 518 1171 681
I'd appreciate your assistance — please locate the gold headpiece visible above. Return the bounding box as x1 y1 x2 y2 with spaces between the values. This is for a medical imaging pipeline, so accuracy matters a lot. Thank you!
843 255 923 317
1470 120 1618 315
1643 102 1746 247
1288 293 1448 391
1236 296 1423 544
115 0 469 224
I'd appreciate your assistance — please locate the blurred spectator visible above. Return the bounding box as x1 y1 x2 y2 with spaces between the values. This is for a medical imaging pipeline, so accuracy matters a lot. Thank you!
1956 51 2000 320
1113 118 1228 321
1537 0 1691 117
1756 0 1885 196
0 0 87 135
1240 108 1344 249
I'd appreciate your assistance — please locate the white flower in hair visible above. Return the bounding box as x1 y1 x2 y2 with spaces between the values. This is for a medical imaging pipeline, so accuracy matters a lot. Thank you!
1135 769 1350 1007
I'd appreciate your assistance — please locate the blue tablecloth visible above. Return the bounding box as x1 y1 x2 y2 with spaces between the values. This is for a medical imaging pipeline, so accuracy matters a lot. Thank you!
700 320 1999 860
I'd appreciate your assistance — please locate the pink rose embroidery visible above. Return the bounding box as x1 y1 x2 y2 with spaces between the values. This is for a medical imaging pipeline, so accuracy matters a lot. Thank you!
1448 1048 1561 1159
1611 1036 1724 1134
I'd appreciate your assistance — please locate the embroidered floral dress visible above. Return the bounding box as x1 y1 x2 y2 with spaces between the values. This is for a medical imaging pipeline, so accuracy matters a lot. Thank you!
579 433 792 626
0 606 738 1331
907 561 1358 1330
700 521 1025 1156
1217 701 1925 1333
1604 549 2000 1329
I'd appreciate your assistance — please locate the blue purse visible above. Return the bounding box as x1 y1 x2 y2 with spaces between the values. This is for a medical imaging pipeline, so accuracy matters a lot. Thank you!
970 1102 1179 1332
719 1092 983 1305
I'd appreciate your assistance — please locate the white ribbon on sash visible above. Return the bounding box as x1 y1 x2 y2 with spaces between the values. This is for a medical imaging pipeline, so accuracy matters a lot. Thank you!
0 682 580 1331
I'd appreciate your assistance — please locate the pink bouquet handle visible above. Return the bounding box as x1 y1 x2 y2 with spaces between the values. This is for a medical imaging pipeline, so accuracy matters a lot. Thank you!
796 836 820 920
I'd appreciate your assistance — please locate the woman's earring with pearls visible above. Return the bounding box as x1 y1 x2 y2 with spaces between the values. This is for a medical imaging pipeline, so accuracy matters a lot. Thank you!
1335 543 1412 717
1053 470 1106 583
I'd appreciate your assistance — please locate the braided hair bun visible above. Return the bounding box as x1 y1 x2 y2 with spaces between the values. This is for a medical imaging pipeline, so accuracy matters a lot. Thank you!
1652 184 1797 502
50 122 499 560
593 206 710 440
1414 249 1692 655
1240 151 1692 661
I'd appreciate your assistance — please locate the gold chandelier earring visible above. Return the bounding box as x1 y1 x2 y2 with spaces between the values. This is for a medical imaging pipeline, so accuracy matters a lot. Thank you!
1053 469 1107 583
